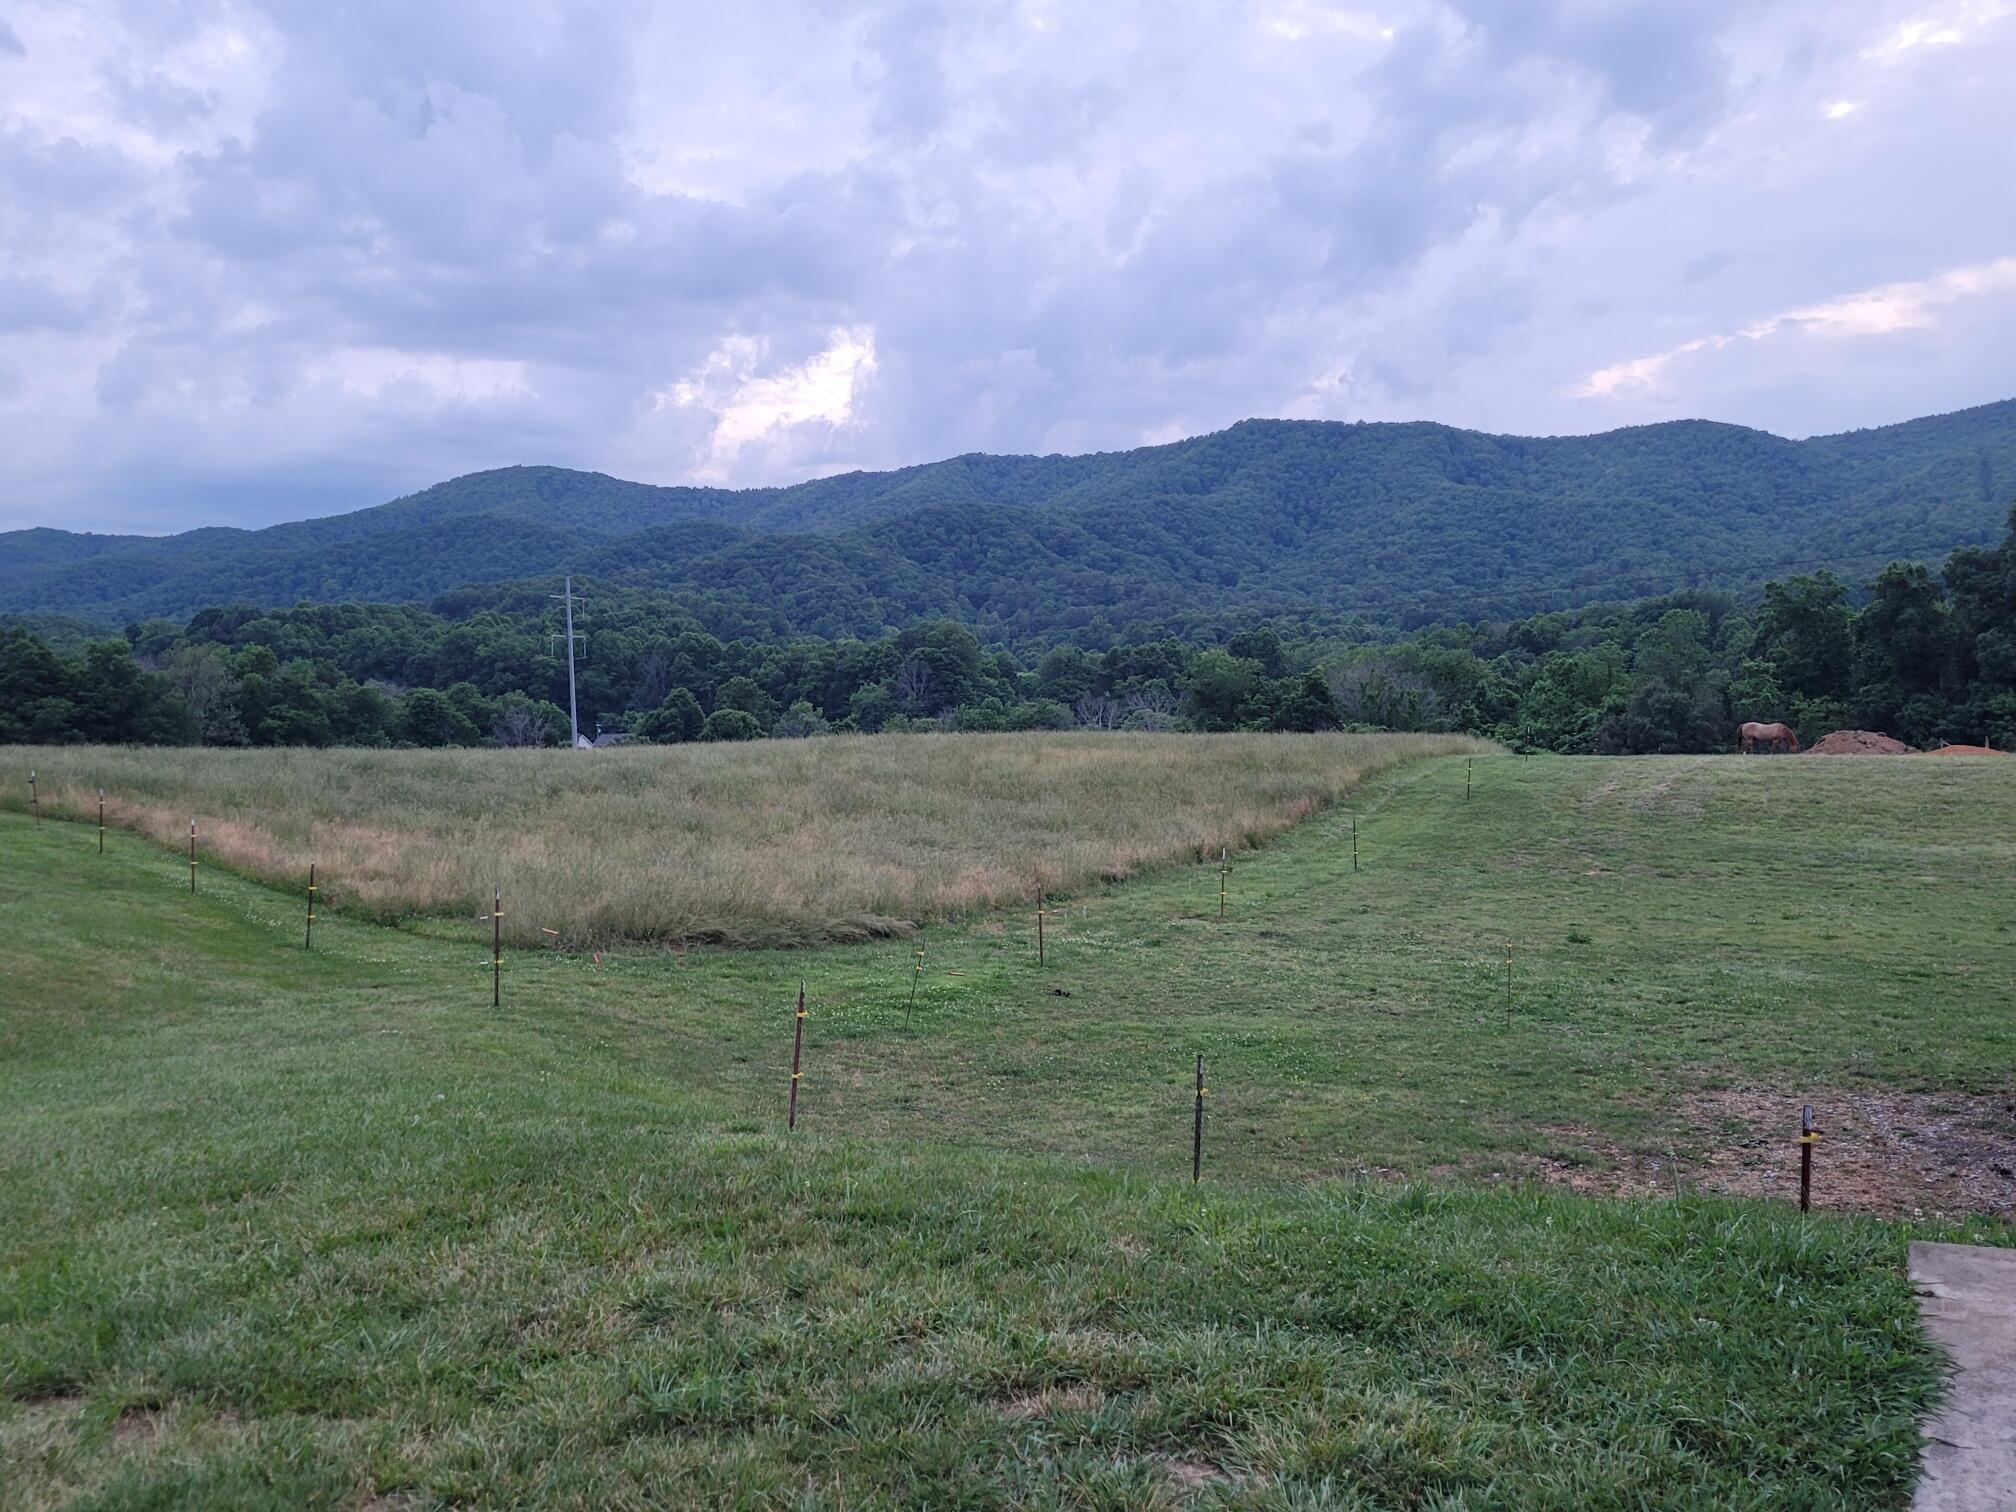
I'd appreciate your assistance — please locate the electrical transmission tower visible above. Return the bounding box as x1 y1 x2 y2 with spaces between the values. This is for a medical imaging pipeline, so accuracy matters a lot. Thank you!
551 576 586 748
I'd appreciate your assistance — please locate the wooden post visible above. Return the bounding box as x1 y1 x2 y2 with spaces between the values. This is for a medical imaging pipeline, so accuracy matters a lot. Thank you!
188 821 198 893
1218 849 1228 918
1352 817 1358 874
28 769 39 821
787 981 807 1130
1799 1105 1817 1212
491 888 502 1008
1467 757 1473 801
907 943 925 1023
97 789 105 854
1192 1053 1206 1183
305 863 317 950
1036 886 1045 967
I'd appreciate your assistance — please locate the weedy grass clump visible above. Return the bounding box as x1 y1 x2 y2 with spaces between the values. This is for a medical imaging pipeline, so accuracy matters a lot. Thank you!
0 731 1486 946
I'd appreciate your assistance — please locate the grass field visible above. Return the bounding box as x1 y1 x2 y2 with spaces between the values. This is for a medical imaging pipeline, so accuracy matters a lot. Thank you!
4 749 2015 1505
0 733 1483 948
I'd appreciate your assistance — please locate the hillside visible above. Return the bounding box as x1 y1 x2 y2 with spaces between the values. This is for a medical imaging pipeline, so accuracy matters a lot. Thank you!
3 400 2013 634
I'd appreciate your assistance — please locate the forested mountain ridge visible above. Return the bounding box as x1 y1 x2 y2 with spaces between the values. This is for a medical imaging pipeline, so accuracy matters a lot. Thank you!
4 399 2012 634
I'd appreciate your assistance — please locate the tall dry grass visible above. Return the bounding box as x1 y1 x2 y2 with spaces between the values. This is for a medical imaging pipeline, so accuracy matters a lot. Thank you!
0 733 1487 946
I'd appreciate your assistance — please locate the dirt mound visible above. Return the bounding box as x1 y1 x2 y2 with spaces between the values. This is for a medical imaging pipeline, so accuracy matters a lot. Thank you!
1922 744 2009 757
1804 729 1916 755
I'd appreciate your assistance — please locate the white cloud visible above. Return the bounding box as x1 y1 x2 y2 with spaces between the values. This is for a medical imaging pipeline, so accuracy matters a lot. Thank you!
1862 17 1966 58
1264 5 1393 44
1578 257 2016 398
661 327 878 481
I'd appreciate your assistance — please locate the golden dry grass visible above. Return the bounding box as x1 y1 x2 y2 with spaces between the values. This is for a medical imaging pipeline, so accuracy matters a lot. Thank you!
0 732 1486 946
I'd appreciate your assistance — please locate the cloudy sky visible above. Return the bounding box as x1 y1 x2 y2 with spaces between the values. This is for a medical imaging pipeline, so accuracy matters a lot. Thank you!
2 1 2012 534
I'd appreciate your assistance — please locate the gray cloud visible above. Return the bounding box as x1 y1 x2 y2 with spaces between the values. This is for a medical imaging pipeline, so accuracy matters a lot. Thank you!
0 0 2012 533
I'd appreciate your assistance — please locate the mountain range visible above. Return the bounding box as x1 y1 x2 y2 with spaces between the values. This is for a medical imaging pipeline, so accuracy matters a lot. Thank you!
4 399 2013 639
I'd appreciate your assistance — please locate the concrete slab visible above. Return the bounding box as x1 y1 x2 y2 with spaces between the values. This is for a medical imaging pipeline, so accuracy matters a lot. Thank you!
1911 1241 2016 1510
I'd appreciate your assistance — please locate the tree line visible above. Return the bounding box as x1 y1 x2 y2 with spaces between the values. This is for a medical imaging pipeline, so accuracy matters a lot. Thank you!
6 505 2014 753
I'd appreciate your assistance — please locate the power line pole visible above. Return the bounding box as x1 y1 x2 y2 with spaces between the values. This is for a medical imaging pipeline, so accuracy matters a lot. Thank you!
551 576 585 748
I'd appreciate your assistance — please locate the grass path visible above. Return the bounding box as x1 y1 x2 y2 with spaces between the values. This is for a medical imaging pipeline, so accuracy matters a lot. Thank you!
3 751 2013 1504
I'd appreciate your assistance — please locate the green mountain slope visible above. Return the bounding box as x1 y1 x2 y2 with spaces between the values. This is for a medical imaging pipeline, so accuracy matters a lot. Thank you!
4 400 2011 631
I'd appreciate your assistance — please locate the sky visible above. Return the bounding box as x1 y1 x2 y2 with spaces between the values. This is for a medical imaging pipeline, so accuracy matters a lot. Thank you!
1 1 2012 535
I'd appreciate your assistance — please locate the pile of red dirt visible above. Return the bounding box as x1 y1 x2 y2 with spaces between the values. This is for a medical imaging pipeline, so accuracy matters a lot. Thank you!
1921 744 2010 757
1803 729 1916 755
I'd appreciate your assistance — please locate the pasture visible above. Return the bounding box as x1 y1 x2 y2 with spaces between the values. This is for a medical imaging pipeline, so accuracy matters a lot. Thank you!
4 744 2014 1505
0 733 1482 948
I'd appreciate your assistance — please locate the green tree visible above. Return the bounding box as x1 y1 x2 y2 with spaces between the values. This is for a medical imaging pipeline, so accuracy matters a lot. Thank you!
0 628 71 743
490 693 566 747
847 683 898 733
893 621 988 711
1185 650 1261 731
1004 699 1074 731
1726 659 1788 724
639 688 704 743
1033 646 1098 703
713 675 777 724
333 683 395 746
700 708 764 742
1754 572 1853 702
1593 680 1725 754
1226 627 1287 678
1262 670 1339 732
73 641 159 743
1853 563 1954 740
772 700 830 737
160 645 247 745
1511 648 1628 753
1632 610 1713 690
400 688 481 747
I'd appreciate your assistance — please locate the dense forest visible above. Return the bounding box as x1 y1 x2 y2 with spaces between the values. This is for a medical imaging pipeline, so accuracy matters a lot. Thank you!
7 504 2015 754
3 401 2012 634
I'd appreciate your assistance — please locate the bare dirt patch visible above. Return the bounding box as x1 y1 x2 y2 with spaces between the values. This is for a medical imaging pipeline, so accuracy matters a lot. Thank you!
1539 1088 2016 1218
113 1406 164 1448
1153 1452 1233 1490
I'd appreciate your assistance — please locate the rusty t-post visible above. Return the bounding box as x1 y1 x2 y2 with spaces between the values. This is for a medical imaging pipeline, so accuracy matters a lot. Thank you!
787 981 807 1130
1799 1105 1818 1212
1192 1053 1206 1183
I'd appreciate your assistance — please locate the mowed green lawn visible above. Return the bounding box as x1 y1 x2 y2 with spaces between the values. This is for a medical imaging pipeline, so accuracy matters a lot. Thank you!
2 751 2011 1506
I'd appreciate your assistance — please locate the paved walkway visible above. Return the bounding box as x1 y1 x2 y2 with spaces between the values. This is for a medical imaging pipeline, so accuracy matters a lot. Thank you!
1911 1242 2016 1510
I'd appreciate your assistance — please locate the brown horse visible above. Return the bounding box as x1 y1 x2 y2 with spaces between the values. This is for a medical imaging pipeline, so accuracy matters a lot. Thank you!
1738 721 1799 753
